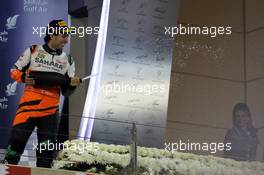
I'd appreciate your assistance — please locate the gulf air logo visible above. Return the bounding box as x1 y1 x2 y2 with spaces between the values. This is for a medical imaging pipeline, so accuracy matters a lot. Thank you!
6 81 17 96
6 14 19 30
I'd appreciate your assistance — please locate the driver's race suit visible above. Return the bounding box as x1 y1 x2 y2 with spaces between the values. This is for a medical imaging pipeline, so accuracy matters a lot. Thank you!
4 44 76 167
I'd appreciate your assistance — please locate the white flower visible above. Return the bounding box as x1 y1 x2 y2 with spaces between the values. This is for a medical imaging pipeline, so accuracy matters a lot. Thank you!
54 140 264 175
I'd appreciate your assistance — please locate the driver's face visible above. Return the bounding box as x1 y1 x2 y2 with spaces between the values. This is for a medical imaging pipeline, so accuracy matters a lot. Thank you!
50 34 68 50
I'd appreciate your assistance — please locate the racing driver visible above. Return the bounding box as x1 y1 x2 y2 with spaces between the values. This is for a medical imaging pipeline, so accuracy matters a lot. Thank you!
3 19 81 168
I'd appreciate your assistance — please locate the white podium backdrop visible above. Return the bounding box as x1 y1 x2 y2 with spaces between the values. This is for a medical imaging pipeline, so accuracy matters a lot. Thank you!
81 0 180 147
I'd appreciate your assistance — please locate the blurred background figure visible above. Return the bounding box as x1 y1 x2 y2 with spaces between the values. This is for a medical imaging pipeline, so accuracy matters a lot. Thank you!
224 103 259 161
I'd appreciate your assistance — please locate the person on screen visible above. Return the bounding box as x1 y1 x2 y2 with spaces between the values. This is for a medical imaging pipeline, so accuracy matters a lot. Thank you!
2 19 81 168
223 103 259 161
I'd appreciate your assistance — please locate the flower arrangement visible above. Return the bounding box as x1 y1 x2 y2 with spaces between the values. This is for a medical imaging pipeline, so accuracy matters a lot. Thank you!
53 140 264 175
